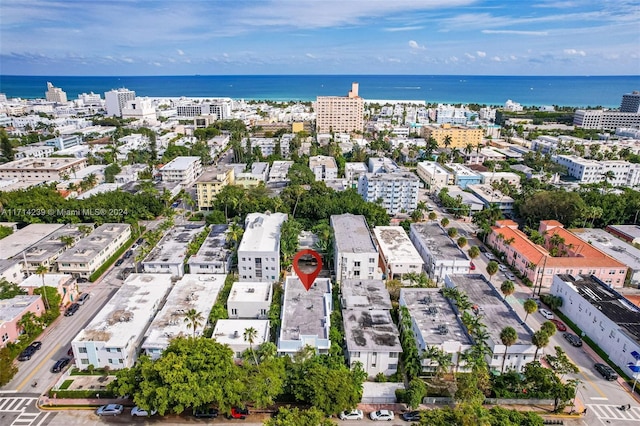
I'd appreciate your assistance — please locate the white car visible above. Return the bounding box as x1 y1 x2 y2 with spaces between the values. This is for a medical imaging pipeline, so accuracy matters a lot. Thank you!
505 272 516 280
485 253 495 260
339 409 364 420
540 308 554 320
369 410 394 421
131 406 157 417
498 264 508 272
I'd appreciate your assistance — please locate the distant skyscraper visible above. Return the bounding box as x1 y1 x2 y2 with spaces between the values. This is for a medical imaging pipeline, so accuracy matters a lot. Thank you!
315 82 364 133
104 88 136 117
45 82 67 104
620 91 640 113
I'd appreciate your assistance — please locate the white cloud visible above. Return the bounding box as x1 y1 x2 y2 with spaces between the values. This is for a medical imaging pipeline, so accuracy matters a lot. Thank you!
177 49 185 56
509 55 517 60
306 53 316 59
384 26 424 32
122 57 134 63
465 52 475 59
476 51 486 58
491 56 502 62
152 62 162 67
564 48 586 56
482 30 548 36
408 40 425 50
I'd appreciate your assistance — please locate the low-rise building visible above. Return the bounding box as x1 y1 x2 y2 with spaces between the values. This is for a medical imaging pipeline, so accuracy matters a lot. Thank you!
159 156 203 186
0 259 23 284
606 224 640 245
19 223 89 273
0 223 65 261
212 319 270 359
553 155 640 189
187 225 233 275
71 274 173 369
410 223 471 284
195 165 234 209
142 224 205 278
19 273 78 306
142 274 224 359
331 214 382 283
235 162 270 188
467 184 515 215
267 161 293 187
238 213 287 282
345 162 368 188
309 155 338 181
340 279 391 311
416 161 454 192
372 226 424 279
447 164 482 189
478 172 521 187
0 295 45 348
0 157 87 182
277 276 332 356
446 189 485 213
227 281 273 319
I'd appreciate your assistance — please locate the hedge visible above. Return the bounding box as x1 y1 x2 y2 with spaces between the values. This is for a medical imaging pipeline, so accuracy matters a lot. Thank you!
89 236 135 282
47 389 115 398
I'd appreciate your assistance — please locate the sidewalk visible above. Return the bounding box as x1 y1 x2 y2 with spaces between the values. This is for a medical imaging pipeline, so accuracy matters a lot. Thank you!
37 394 129 410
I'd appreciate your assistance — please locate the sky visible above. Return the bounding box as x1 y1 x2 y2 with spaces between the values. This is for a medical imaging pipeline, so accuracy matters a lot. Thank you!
1 0 639 76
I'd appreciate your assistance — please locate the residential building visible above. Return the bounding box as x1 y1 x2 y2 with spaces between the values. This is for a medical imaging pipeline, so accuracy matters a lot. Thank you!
606 224 640 245
447 164 483 189
553 155 640 188
573 109 640 130
142 224 205 277
344 162 368 188
410 223 471 284
372 226 424 278
416 161 453 192
195 165 234 209
340 279 391 310
315 82 364 133
399 288 472 374
56 224 131 279
368 157 399 174
19 223 89 273
331 214 382 283
235 162 269 188
467 184 515 216
504 100 523 112
175 99 232 119
267 160 293 187
71 274 172 369
114 164 147 184
159 156 203 186
187 225 233 275
0 223 65 260
45 82 67 104
237 212 287 282
0 259 23 284
243 137 289 158
479 172 521 187
445 274 538 372
277 276 332 355
420 124 483 149
621 91 640 113
121 97 157 123
14 145 55 160
20 273 78 306
227 281 273 319
104 88 136 117
0 296 45 348
551 274 640 378
446 189 485 213
212 319 270 359
0 157 87 182
309 155 338 181
142 274 224 359
358 172 420 215
488 220 628 289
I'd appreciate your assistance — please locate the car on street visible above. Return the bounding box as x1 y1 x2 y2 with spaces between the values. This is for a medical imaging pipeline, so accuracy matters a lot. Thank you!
51 357 71 373
124 250 133 259
136 237 144 245
193 407 219 418
28 341 42 351
18 346 37 361
96 404 124 416
498 264 508 272
505 272 516 280
339 409 364 420
594 363 618 381
225 407 249 419
131 406 157 417
370 410 395 421
550 319 567 331
131 243 139 250
76 293 90 305
485 252 495 260
563 333 582 347
64 303 80 316
539 308 554 320
478 246 487 253
401 411 422 421
470 262 476 270
115 258 124 266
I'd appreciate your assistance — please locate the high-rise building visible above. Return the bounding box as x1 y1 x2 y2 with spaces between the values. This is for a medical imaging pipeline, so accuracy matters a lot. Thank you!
104 88 136 117
45 82 67 104
620 91 640 113
315 83 364 133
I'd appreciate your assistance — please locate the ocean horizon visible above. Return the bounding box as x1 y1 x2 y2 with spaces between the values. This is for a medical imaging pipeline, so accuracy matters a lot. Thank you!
1 74 639 108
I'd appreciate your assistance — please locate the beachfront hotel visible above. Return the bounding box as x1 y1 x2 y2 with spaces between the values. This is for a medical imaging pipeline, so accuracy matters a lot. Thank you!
315 82 364 133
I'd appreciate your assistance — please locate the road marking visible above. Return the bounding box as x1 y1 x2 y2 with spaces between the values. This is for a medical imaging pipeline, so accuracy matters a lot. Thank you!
11 412 39 426
587 404 640 422
16 343 61 392
35 413 50 426
561 348 609 399
591 397 609 400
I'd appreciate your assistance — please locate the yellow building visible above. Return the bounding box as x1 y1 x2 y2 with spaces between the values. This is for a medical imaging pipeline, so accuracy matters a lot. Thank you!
421 124 483 149
315 82 364 133
195 166 234 209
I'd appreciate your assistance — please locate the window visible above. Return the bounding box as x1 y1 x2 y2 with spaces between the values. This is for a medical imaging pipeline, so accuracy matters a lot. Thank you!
81 359 89 365
79 347 87 353
390 352 399 358
352 352 361 357
231 309 237 316
388 364 397 370
369 258 375 263
354 261 361 267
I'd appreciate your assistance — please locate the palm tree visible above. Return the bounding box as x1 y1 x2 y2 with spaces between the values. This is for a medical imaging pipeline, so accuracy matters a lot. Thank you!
440 217 449 228
486 261 499 283
541 321 557 338
467 246 480 260
500 280 515 301
532 330 550 360
456 236 467 248
500 327 518 373
523 299 538 321
59 235 75 248
443 135 452 151
226 222 244 248
183 309 204 337
243 327 259 365
78 224 93 237
35 265 50 309
464 143 474 156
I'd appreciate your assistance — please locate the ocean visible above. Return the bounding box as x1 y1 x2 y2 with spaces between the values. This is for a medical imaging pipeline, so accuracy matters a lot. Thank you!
1 75 639 108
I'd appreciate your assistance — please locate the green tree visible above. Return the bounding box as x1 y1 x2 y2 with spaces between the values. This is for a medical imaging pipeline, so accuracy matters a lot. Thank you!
0 278 27 299
243 327 259 365
0 129 14 162
486 261 499 283
447 227 458 238
523 299 538 321
406 378 427 409
545 346 579 379
467 246 480 260
541 320 557 337
456 236 467 248
0 347 18 386
264 406 335 426
440 217 450 228
500 327 518 373
34 265 50 309
500 280 515 301
532 330 550 360
183 309 204 337
428 211 437 221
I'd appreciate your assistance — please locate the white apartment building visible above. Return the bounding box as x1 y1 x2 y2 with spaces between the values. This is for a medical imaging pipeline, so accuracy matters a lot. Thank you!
159 156 203 186
330 214 382 283
142 274 224 359
121 97 157 124
372 226 424 279
574 109 640 130
14 145 55 160
551 274 640 377
416 161 453 191
56 224 131 279
71 274 172 369
46 134 83 150
309 155 338 181
213 319 270 359
447 163 483 189
114 164 147 184
479 172 521 187
278 276 332 355
187 225 233 275
267 160 293 186
143 224 205 278
45 82 67 104
104 88 136 117
227 281 273 319
0 157 87 182
467 184 515 215
410 223 471 284
554 155 640 188
315 82 364 133
19 223 88 273
358 172 420 215
368 157 399 174
235 162 270 188
345 162 368 188
340 279 392 311
0 224 65 260
176 99 232 119
237 212 288 282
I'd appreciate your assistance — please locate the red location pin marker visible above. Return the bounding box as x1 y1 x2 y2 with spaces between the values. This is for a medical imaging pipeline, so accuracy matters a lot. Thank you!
292 249 323 291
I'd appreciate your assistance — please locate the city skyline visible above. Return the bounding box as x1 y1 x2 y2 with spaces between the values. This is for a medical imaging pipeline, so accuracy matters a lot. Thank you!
1 0 639 76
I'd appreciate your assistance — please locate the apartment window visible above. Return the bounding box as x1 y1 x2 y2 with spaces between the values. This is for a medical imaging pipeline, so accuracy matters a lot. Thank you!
78 347 87 353
354 261 361 267
369 258 375 263
388 364 397 370
1 333 8 343
390 352 399 358
352 352 361 357
231 309 237 316
81 359 89 365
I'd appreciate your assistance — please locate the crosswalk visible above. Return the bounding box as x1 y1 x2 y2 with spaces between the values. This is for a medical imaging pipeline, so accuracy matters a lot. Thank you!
0 397 52 426
588 404 640 422
0 397 36 412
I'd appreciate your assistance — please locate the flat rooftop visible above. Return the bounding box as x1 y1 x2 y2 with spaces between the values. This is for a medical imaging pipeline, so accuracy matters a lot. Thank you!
268 161 293 180
188 225 232 264
73 274 173 347
410 222 469 261
448 163 481 177
280 276 331 342
341 279 392 310
160 156 200 171
345 162 368 172
196 165 230 183
373 226 423 265
228 281 273 304
57 223 130 264
448 274 532 345
571 228 640 270
0 295 41 321
400 288 471 346
20 273 74 289
309 155 338 169
142 274 224 349
76 183 121 199
343 309 402 352
0 157 85 171
21 224 90 263
238 212 287 253
144 224 204 264
1 224 65 259
417 161 450 175
467 184 515 203
608 224 640 243
212 319 270 347
331 214 377 254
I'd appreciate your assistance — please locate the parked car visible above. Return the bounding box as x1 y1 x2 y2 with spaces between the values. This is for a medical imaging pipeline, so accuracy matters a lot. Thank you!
76 293 90 305
193 407 219 418
478 246 488 253
225 407 249 419
563 333 582 347
539 308 554 320
550 319 567 331
64 303 80 317
28 341 42 351
470 262 476 270
339 409 364 420
18 346 36 361
76 277 88 283
505 272 516 281
370 410 394 421
67 347 74 357
401 411 422 421
131 406 157 417
51 357 71 373
485 252 495 260
498 264 508 272
115 258 124 266
96 404 124 416
594 363 618 381
131 243 139 250
136 237 144 245
124 250 133 259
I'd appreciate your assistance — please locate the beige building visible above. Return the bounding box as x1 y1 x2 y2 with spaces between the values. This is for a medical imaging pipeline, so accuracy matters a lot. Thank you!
0 157 87 182
196 166 235 209
45 82 67 104
315 83 364 133
421 124 483 149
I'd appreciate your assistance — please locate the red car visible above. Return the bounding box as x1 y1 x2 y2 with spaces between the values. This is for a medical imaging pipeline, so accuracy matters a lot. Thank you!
225 407 249 420
470 262 476 270
550 319 567 331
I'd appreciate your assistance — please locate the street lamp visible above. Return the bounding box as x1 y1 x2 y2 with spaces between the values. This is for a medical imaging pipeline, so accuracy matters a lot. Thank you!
628 363 640 393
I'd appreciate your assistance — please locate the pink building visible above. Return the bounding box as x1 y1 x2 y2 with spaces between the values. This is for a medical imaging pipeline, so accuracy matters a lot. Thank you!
488 220 628 290
19 274 79 307
0 295 45 348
